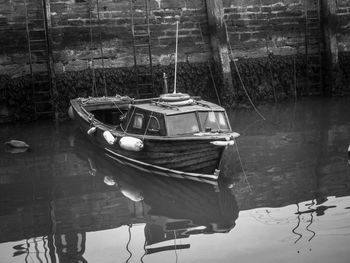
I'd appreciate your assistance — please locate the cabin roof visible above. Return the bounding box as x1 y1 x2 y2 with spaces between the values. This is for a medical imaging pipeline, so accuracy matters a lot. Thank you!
133 99 225 115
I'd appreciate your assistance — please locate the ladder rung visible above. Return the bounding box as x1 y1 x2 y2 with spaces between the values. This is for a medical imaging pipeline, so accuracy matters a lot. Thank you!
133 24 149 28
132 4 146 8
31 49 47 52
35 101 52 105
138 83 152 86
30 39 46 43
134 43 150 48
29 28 45 32
27 17 44 20
34 90 51 94
133 33 149 37
32 59 49 63
34 81 50 84
36 111 54 115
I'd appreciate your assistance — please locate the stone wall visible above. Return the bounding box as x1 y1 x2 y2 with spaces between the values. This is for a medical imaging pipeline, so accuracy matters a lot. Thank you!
0 0 211 75
1 0 350 121
337 0 350 52
334 0 350 95
223 0 309 58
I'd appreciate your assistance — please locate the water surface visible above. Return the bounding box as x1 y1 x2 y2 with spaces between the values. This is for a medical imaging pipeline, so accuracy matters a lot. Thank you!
1 98 350 263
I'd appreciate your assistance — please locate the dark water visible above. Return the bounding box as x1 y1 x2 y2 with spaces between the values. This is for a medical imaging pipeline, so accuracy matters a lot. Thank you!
1 98 350 263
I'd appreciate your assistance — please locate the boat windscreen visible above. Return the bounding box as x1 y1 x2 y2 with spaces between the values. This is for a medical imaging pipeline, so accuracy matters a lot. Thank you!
167 113 200 135
198 111 229 131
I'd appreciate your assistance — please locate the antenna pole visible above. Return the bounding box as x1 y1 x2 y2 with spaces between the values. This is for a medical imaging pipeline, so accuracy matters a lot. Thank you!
173 21 179 94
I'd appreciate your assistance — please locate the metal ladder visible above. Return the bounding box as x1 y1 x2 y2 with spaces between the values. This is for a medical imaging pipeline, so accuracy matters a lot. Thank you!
130 0 154 99
304 0 323 95
24 0 54 118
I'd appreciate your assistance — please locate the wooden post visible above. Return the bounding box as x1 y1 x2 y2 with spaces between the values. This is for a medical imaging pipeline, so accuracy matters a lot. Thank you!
321 0 338 95
205 0 235 98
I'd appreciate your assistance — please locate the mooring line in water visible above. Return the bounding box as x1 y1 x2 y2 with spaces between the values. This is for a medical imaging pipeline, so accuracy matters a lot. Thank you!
306 200 316 242
223 20 266 121
292 203 303 243
126 224 132 263
235 140 252 193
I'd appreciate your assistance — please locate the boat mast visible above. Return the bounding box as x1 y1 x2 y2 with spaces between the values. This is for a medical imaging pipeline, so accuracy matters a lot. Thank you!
173 21 179 94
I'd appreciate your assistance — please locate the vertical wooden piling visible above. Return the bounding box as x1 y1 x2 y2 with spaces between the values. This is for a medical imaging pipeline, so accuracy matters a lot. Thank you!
321 0 339 95
205 0 235 98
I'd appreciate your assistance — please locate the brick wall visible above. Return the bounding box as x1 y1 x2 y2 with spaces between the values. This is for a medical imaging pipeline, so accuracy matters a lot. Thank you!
336 0 350 52
0 0 211 74
223 0 312 58
334 0 350 94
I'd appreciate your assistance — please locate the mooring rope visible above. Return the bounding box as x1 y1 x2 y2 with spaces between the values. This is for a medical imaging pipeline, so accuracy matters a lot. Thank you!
223 20 266 121
234 140 252 192
142 111 154 141
123 106 136 134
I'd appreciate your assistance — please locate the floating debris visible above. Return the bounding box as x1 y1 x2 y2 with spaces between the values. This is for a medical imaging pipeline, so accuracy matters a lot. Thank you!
4 140 30 154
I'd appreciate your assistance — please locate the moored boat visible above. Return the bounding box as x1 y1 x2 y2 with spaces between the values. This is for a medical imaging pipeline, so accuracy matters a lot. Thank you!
69 93 240 180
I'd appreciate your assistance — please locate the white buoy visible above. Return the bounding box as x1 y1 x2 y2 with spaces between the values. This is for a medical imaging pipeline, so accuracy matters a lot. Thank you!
5 140 30 148
68 106 75 120
87 127 96 136
103 130 116 145
119 136 144 152
210 140 235 147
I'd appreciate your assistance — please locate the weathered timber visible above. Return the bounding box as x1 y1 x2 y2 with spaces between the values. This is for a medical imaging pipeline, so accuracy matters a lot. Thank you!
205 0 235 98
321 0 339 95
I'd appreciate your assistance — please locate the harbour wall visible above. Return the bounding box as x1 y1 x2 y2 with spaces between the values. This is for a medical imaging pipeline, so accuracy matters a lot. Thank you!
0 0 350 120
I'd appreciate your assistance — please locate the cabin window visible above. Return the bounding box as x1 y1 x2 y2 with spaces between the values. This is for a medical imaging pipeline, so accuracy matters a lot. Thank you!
167 113 199 135
198 111 229 131
148 116 160 132
133 113 144 129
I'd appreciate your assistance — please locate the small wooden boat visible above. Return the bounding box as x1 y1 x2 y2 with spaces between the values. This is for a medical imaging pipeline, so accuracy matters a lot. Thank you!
69 93 240 180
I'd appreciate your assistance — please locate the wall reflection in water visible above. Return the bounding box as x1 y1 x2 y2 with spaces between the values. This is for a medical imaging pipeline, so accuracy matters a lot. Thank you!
1 98 350 262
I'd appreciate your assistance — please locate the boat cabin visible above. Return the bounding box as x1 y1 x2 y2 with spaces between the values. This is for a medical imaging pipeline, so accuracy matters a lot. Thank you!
122 100 231 137
85 97 231 137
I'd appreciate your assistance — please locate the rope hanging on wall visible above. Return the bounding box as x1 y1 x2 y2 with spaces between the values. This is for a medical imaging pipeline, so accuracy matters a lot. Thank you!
88 0 97 97
88 0 107 97
223 20 266 121
96 0 107 96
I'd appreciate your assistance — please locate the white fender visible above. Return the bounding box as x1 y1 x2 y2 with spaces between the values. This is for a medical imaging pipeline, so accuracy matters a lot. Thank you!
121 189 144 202
87 127 96 136
119 136 144 152
104 176 116 186
228 132 240 140
210 140 235 147
68 106 75 120
103 130 116 145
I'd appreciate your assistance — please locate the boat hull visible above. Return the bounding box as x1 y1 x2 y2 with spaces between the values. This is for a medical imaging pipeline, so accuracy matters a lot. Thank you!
70 99 231 178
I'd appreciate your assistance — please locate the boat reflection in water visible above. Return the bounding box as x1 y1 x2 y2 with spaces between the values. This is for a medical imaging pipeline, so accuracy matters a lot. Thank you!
0 129 240 263
80 132 240 258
